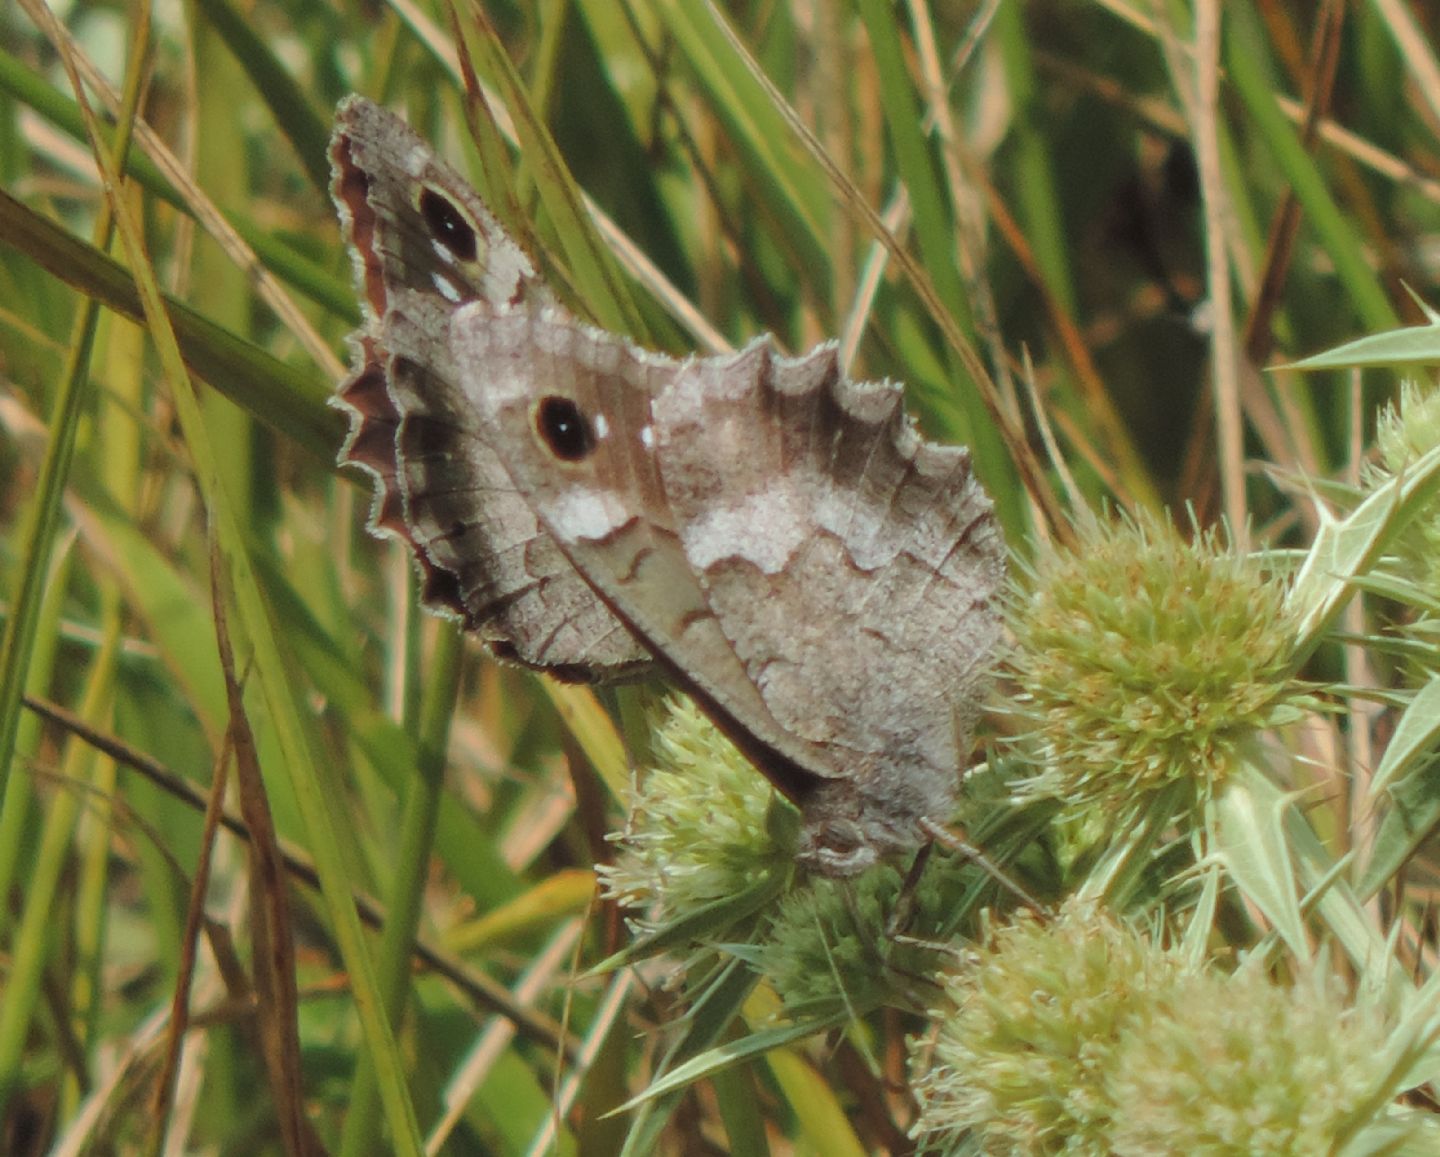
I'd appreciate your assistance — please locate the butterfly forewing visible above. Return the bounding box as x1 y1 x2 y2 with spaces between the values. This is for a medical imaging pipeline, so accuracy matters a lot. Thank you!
451 309 827 780
330 97 652 678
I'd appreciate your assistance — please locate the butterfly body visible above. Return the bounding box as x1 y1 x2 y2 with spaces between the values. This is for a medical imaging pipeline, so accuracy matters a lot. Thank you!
330 96 1004 874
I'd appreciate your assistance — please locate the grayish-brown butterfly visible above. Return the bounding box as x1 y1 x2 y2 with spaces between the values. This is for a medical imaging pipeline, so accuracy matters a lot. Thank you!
330 96 1004 875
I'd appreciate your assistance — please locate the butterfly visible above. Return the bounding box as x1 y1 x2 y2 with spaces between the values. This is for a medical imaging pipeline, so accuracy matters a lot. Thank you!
330 96 1004 874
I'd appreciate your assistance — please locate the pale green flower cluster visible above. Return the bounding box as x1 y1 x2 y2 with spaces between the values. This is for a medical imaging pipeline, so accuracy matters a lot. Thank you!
1008 512 1305 825
597 697 792 923
1106 966 1393 1155
1373 381 1440 606
910 904 1400 1156
1376 380 1440 473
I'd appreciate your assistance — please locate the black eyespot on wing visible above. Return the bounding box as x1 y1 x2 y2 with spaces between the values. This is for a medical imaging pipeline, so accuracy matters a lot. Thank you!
419 187 477 262
535 396 595 462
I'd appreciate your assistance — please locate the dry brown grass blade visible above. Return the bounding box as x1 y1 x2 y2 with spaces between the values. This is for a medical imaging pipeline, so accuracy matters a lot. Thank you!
149 690 234 1149
210 547 312 1156
1243 1 1346 368
1193 0 1246 544
981 177 1155 513
20 691 578 1059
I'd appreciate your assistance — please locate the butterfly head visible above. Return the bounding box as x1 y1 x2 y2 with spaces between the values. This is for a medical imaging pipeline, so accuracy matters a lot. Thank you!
798 823 883 875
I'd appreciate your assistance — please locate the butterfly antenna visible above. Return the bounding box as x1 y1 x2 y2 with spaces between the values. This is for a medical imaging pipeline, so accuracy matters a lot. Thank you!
918 817 1044 914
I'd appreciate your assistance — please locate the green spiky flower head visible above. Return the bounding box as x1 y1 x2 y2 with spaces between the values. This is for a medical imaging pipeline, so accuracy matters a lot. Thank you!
759 852 993 1016
910 902 1188 1154
1373 381 1440 602
1106 965 1395 1155
1007 511 1305 828
759 867 918 1016
598 697 794 931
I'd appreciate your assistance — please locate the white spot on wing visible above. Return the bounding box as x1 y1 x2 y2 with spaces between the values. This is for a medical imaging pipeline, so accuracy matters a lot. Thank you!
593 413 610 440
549 486 629 542
682 489 806 573
430 238 457 265
404 143 430 176
432 273 462 303
639 425 655 449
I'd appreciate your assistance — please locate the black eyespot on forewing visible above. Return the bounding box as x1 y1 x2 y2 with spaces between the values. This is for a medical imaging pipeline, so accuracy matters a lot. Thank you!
419 187 477 262
535 396 596 462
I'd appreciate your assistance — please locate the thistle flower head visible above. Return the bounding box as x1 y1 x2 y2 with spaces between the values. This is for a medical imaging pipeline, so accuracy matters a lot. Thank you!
597 697 793 927
911 902 1187 1154
1106 965 1393 1155
1376 380 1440 473
760 854 987 1015
1372 382 1440 604
911 904 1403 1155
760 868 913 1014
1007 511 1303 824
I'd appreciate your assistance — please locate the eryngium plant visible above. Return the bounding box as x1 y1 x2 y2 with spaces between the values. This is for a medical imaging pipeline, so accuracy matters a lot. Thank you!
1006 512 1309 834
911 903 1419 1156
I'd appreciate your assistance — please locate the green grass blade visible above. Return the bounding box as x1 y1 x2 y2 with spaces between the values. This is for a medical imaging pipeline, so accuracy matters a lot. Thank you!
0 187 341 460
63 57 425 1150
1224 7 1396 333
456 7 647 338
0 47 357 319
190 0 332 191
339 625 462 1157
650 0 830 277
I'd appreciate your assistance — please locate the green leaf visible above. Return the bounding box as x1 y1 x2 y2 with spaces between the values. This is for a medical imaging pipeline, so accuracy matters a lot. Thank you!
1288 303 1440 371
190 0 332 192
612 1014 848 1115
1370 678 1440 801
1287 442 1440 658
1212 766 1309 960
0 188 341 461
